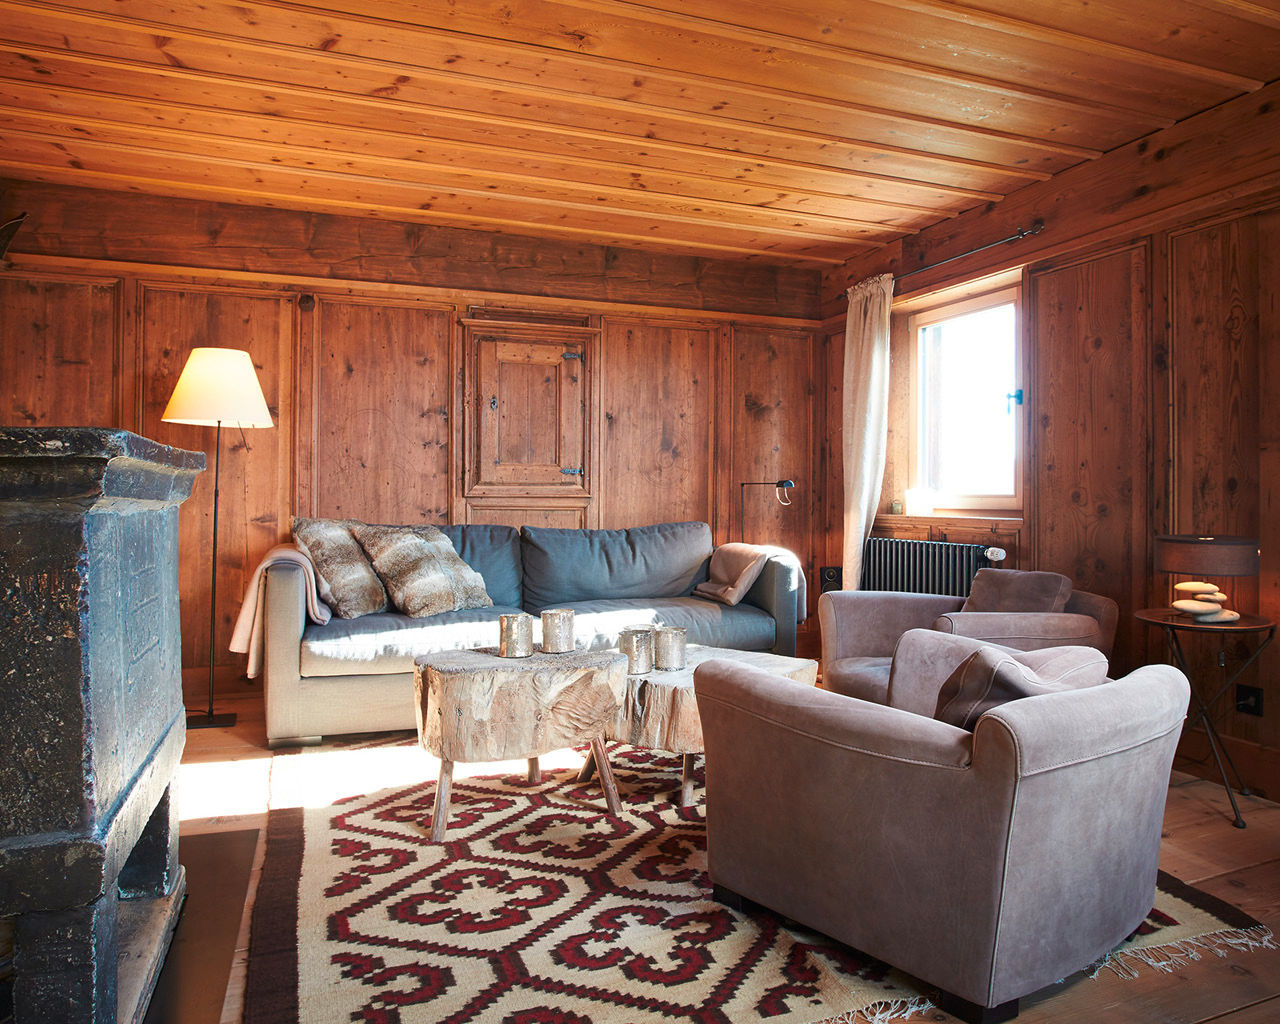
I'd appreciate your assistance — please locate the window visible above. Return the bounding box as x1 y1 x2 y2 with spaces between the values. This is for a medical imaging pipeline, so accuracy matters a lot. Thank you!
909 287 1022 511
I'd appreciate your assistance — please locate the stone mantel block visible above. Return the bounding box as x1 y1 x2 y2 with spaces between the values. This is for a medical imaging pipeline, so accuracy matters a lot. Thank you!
0 428 204 1023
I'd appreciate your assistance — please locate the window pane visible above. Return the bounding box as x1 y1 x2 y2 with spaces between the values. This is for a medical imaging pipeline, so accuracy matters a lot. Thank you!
919 302 1017 498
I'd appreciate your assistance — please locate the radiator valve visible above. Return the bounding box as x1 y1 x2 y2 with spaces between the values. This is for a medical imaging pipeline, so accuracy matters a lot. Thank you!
984 547 1007 563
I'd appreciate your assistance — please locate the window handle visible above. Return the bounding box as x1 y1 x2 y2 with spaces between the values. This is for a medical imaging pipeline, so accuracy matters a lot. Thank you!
1006 389 1023 413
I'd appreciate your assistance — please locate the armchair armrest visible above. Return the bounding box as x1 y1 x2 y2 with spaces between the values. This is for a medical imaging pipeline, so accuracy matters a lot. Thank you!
819 590 965 661
979 664 1189 776
932 610 1105 652
741 548 807 656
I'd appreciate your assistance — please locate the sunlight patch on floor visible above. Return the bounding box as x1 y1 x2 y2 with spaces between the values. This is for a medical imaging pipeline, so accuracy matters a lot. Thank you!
177 756 272 821
177 742 593 819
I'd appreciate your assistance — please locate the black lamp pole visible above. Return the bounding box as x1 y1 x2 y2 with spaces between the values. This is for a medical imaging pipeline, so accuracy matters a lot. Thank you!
189 421 237 729
739 479 796 542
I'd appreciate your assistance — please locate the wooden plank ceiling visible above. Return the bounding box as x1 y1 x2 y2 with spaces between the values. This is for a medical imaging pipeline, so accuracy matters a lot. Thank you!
2 0 1279 266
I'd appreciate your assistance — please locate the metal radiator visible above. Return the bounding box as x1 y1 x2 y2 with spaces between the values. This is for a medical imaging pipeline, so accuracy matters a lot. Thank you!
859 537 1003 596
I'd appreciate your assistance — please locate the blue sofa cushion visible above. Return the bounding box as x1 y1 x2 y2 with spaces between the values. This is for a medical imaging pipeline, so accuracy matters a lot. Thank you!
521 521 713 609
561 597 775 653
300 604 524 677
439 524 522 609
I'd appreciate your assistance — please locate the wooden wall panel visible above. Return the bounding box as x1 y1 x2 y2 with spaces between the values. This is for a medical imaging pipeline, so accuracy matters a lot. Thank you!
308 298 452 524
1171 220 1261 556
0 274 122 427
1259 211 1280 756
728 325 816 603
1169 217 1265 746
139 283 293 680
599 318 717 529
1028 245 1151 675
464 501 586 530
2 180 820 320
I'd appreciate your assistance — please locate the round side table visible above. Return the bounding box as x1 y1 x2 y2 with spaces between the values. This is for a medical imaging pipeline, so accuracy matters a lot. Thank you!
1135 608 1276 828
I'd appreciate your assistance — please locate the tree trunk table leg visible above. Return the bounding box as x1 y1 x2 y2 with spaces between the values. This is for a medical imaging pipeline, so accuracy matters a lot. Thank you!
431 759 454 842
527 756 540 784
590 737 621 815
681 753 698 808
576 745 598 783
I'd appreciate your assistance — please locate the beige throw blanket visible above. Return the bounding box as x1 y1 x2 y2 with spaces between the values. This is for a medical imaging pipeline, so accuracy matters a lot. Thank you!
230 544 332 678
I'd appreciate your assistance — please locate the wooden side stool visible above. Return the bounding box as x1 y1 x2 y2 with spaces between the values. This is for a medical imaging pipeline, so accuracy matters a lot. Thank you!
414 648 628 840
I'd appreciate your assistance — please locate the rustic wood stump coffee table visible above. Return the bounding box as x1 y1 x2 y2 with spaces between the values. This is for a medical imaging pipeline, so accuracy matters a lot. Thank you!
414 647 628 840
579 644 819 807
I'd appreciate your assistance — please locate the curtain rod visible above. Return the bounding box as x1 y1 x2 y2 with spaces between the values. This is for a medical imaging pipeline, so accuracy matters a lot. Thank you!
893 219 1044 283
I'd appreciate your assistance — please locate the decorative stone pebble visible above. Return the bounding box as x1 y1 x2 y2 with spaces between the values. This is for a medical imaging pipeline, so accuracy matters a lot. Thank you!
1195 608 1241 623
1208 592 1229 603
1172 598 1222 615
1174 581 1219 595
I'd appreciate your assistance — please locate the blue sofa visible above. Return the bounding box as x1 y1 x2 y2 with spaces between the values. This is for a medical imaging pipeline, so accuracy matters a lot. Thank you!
262 521 806 746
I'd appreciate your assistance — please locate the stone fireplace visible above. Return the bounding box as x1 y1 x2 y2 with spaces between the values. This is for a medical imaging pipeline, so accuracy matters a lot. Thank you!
0 428 203 1023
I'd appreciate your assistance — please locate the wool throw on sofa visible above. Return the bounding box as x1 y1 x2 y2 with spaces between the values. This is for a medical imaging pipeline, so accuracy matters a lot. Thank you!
291 517 388 618
352 523 492 617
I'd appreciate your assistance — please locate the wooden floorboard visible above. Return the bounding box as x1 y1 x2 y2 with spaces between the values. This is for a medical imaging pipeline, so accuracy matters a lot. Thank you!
177 692 1280 1024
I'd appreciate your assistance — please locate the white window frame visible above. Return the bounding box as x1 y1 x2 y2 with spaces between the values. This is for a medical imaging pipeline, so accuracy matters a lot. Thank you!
908 285 1023 513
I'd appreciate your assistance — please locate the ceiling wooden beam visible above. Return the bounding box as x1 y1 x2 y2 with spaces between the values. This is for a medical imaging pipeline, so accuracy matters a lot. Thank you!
869 0 1264 89
6 0 1112 163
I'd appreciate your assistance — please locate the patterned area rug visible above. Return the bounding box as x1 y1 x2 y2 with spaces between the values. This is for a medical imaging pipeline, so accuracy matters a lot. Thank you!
244 746 1274 1024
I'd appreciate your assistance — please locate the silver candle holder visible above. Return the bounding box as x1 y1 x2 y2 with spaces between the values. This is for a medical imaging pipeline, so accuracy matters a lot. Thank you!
619 626 655 675
498 612 533 658
655 626 687 670
540 608 575 654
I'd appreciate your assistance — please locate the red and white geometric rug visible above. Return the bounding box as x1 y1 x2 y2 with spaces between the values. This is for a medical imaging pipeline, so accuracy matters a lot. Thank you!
243 745 1273 1024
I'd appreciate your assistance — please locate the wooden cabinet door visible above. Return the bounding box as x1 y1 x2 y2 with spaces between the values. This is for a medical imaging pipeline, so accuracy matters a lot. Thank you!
466 327 590 496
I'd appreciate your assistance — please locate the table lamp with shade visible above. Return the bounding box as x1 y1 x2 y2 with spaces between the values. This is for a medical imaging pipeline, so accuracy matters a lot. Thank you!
1154 534 1260 623
162 347 274 728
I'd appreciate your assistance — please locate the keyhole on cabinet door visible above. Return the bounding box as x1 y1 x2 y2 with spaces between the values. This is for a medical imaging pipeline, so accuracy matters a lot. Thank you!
489 396 498 411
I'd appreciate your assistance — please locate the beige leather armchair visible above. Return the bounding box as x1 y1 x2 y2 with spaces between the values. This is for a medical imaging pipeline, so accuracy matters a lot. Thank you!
693 657 1188 1023
819 573 1118 705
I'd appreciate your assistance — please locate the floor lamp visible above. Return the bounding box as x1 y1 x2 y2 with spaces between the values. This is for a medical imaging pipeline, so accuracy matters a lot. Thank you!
162 348 273 729
739 479 795 542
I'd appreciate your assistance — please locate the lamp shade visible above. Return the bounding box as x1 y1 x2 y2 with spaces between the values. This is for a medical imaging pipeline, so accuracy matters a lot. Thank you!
161 348 273 428
1153 534 1260 577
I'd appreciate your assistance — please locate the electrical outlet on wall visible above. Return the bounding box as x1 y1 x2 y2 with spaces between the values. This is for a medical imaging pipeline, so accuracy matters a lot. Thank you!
1236 685 1264 717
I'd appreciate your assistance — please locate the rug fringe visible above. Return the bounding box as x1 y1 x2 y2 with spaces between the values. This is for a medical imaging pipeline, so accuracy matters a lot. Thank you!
1090 924 1277 980
809 995 936 1024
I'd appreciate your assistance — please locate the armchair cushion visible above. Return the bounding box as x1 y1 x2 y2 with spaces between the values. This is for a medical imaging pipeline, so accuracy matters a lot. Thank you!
935 643 1109 730
292 517 388 618
961 567 1072 614
693 542 768 606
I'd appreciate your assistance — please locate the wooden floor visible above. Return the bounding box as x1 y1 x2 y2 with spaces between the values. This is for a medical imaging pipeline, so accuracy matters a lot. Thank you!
180 688 1280 1024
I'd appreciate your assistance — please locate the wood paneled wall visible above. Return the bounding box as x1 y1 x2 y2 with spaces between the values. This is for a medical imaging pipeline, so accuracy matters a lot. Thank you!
817 80 1280 796
0 181 824 693
1026 244 1154 675
599 318 719 530
824 203 1280 794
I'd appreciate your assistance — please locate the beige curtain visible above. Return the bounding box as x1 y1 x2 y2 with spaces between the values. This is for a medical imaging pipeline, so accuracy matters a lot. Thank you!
842 273 894 589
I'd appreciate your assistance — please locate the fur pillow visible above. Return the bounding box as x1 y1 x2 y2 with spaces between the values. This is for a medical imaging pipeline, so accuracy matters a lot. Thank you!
693 543 768 606
961 567 1072 614
291 517 387 619
352 524 492 618
934 644 1109 730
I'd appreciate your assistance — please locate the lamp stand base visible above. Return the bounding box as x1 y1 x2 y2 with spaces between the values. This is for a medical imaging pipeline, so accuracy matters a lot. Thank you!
186 711 238 730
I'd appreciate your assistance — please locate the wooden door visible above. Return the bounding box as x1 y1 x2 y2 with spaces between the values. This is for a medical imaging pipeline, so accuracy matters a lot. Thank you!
463 321 596 504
